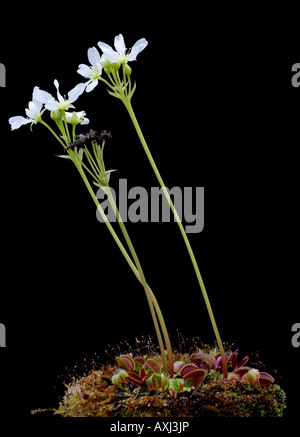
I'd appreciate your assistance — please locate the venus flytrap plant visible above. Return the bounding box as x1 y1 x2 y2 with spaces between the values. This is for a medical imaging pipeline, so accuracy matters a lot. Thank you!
78 34 228 378
11 36 287 418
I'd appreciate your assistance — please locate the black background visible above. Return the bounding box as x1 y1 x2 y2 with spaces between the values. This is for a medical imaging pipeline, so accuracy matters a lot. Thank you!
0 3 299 432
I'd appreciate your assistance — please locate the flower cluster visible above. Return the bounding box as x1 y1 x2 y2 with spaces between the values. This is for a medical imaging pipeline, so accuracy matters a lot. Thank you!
78 34 148 92
9 34 148 131
8 80 87 131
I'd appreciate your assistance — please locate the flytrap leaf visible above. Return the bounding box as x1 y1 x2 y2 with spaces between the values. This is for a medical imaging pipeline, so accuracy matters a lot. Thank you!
139 364 152 382
134 356 145 372
259 372 275 386
145 358 162 373
146 374 160 390
116 355 135 372
233 366 251 378
179 364 201 380
190 352 217 370
127 372 142 386
112 370 129 385
191 369 207 390
173 361 185 374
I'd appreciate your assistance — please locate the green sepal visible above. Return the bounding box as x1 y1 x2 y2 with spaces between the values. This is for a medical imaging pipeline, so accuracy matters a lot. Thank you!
107 90 123 100
55 154 71 160
127 82 137 100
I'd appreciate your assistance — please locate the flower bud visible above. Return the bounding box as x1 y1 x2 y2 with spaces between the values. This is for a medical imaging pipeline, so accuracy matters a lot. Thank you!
123 63 132 75
100 58 112 69
65 111 89 126
51 109 63 121
112 61 121 70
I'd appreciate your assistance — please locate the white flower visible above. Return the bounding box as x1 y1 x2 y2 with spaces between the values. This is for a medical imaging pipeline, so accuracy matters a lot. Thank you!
9 86 44 130
34 79 85 111
98 34 148 64
65 110 89 125
77 47 103 92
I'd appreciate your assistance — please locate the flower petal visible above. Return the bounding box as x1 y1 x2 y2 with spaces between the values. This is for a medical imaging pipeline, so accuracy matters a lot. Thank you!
54 79 63 103
25 102 37 119
45 99 60 111
33 86 53 104
98 41 115 57
32 98 43 113
98 41 121 63
88 47 101 67
114 34 126 56
77 64 92 78
67 83 86 104
96 63 103 76
86 79 98 93
81 117 89 125
127 38 148 61
9 115 32 130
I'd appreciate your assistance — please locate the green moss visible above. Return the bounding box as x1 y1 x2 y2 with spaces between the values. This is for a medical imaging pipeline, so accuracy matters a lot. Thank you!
52 355 286 417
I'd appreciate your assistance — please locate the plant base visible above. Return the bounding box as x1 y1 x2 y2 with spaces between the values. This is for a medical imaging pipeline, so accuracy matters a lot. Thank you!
51 357 286 417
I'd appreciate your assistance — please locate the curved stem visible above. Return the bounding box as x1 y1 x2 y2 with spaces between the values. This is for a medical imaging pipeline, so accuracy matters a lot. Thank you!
123 100 228 378
40 120 66 148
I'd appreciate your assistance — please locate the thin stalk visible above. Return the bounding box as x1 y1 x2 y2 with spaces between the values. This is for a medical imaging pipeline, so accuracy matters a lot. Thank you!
123 100 228 378
70 154 173 375
105 185 174 377
40 120 66 149
88 142 173 374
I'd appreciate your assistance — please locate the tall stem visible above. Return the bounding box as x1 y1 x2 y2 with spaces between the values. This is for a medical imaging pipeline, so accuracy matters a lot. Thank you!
123 101 227 378
71 155 173 375
105 186 173 376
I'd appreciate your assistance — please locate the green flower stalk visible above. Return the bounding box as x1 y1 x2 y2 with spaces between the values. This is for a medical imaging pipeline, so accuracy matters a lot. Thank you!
78 34 227 378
